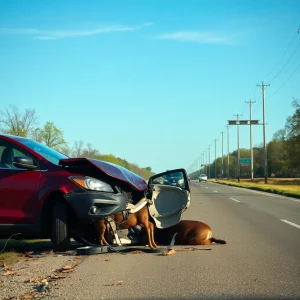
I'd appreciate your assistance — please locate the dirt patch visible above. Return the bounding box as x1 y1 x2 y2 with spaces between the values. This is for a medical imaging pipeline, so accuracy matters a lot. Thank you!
0 241 85 299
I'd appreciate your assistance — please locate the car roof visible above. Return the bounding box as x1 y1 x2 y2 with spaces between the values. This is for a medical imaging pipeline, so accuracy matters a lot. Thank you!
0 133 30 141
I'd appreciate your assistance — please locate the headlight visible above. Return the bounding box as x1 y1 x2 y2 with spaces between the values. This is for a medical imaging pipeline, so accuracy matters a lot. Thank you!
70 177 114 192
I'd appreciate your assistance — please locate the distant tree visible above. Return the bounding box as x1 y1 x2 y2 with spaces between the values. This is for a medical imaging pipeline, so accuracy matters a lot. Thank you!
273 129 286 141
285 99 300 139
31 128 44 143
268 140 288 177
82 143 100 159
253 145 264 177
99 154 120 165
0 105 38 137
60 145 72 157
284 99 300 173
39 121 66 151
72 140 84 157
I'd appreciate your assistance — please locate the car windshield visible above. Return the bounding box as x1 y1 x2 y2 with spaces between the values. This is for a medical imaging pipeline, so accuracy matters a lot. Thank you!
200 174 206 177
165 172 183 179
14 136 68 166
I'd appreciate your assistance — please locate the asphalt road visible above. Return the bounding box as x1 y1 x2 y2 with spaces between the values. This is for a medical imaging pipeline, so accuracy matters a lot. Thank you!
44 182 300 300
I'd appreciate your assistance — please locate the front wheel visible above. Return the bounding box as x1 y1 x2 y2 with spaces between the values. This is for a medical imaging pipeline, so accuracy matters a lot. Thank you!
51 201 71 252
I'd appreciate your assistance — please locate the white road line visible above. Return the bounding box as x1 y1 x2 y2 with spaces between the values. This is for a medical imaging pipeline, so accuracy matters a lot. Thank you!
280 219 300 229
213 190 218 193
230 197 241 203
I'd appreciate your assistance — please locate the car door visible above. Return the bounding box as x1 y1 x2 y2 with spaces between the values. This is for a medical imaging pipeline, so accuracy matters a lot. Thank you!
147 168 190 228
0 140 41 225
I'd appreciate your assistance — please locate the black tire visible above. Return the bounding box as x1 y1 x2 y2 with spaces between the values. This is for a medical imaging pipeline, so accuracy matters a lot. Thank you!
51 201 71 252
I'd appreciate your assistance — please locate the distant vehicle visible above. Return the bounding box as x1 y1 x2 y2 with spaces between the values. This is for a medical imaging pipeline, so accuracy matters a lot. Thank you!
199 174 208 182
163 172 185 188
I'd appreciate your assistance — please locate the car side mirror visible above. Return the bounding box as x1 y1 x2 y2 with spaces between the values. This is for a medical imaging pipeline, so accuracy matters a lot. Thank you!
13 157 37 170
148 168 190 192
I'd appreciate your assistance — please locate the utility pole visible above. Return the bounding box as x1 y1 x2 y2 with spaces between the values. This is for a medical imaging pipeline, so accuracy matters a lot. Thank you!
246 99 256 181
205 148 208 174
220 131 224 179
199 155 201 177
204 150 207 174
208 145 211 178
214 138 217 180
233 114 242 182
226 125 230 179
257 81 270 184
203 150 205 176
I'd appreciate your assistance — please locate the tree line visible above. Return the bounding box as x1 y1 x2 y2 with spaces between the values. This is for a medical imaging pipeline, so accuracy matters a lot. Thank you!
190 99 300 179
0 105 154 180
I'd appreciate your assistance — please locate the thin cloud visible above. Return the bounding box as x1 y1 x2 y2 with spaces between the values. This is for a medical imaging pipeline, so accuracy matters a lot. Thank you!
156 31 229 44
0 24 152 40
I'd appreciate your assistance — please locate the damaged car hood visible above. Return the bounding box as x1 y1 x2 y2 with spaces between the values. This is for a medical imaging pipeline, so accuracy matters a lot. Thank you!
59 158 148 191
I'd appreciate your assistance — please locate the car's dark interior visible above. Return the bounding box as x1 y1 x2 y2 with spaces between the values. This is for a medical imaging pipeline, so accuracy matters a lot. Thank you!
0 147 14 168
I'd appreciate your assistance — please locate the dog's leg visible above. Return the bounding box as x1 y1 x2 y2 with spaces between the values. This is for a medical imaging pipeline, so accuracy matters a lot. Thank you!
149 221 158 248
209 237 227 244
146 223 157 249
140 222 157 249
95 219 109 245
186 228 213 245
187 230 227 245
136 206 158 249
189 239 212 245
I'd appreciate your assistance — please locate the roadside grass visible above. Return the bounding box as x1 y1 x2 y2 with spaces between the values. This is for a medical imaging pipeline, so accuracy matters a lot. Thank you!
0 239 52 267
210 178 300 198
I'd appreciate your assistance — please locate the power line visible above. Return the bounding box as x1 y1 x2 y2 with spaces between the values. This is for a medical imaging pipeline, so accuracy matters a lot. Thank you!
268 41 300 83
264 29 299 81
267 60 300 99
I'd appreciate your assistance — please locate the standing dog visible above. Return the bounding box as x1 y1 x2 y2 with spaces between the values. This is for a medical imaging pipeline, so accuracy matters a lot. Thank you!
153 220 226 245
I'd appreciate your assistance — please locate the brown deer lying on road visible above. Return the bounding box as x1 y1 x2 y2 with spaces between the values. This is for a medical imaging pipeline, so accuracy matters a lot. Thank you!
153 220 227 245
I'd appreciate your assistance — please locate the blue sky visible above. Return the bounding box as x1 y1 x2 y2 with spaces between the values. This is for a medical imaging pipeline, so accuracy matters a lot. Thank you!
1 0 299 174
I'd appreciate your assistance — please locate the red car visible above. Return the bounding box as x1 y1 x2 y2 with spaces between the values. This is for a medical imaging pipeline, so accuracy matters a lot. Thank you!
0 134 190 251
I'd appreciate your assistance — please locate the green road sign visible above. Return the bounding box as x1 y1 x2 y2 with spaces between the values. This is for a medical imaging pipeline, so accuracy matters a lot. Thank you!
240 158 251 164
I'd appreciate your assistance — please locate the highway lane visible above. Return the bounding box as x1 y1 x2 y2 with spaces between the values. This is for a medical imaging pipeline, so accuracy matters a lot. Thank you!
194 181 300 259
200 181 300 226
44 182 300 300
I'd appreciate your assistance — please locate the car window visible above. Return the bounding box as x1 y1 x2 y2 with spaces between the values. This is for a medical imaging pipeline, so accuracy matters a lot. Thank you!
0 141 39 170
14 137 68 166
